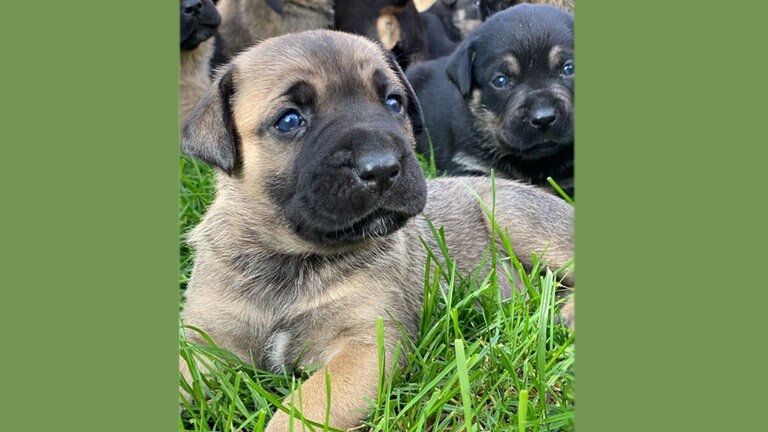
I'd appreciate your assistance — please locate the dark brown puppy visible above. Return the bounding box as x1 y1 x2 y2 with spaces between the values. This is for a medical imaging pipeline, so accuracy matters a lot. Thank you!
407 4 575 196
181 30 574 431
334 0 428 70
179 0 221 125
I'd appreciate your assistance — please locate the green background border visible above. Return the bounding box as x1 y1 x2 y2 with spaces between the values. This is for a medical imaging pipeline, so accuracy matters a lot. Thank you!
1 2 178 430
577 1 768 431
2 1 767 430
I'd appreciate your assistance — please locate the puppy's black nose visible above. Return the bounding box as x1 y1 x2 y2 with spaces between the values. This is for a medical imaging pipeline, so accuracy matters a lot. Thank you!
356 152 401 193
529 106 557 130
182 0 204 16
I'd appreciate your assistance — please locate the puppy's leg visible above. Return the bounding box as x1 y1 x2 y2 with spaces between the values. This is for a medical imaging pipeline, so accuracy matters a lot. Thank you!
480 181 575 328
480 181 574 285
266 342 383 432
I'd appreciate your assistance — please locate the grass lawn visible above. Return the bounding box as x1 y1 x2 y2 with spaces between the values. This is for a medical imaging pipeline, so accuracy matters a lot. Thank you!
179 155 575 431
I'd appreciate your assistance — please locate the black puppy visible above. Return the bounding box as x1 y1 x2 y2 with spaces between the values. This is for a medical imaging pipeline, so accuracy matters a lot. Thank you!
420 10 456 59
406 4 574 196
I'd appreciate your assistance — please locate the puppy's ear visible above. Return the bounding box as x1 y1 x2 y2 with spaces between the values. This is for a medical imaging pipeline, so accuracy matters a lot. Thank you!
182 68 239 175
265 0 284 14
384 50 425 135
445 37 475 98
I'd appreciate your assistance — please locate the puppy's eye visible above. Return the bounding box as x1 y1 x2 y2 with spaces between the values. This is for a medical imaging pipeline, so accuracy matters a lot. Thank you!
562 61 574 76
274 109 303 133
491 74 509 89
385 95 403 114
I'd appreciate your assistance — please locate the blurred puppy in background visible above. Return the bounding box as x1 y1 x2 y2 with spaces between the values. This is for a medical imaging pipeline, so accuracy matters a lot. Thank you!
334 0 428 69
179 0 221 125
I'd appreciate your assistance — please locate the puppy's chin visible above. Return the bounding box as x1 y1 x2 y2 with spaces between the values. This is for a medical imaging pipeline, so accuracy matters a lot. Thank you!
291 208 413 246
180 25 218 51
496 129 573 160
500 140 571 160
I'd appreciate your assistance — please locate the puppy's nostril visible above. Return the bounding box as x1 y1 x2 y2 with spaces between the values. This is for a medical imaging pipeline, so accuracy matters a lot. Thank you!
389 167 400 180
356 152 401 192
183 0 204 16
530 107 557 130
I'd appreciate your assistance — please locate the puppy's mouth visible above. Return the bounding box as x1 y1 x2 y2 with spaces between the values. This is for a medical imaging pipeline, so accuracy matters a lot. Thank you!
294 207 411 245
508 140 568 159
180 24 218 50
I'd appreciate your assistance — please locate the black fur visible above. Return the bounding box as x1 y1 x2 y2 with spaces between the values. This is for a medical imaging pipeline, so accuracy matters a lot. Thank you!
179 0 221 50
478 0 516 20
181 69 241 175
406 4 575 196
420 11 458 59
334 0 428 70
266 0 284 14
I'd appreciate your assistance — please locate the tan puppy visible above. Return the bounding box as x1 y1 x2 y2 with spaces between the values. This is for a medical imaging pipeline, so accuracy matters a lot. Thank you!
181 30 574 431
179 0 221 126
180 38 215 126
216 0 333 59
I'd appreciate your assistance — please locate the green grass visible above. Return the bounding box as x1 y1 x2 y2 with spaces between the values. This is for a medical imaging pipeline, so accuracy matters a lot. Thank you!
179 154 575 431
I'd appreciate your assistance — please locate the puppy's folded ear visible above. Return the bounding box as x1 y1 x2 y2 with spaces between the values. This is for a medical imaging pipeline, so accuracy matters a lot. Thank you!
182 68 239 175
445 38 475 98
265 0 284 14
384 51 425 135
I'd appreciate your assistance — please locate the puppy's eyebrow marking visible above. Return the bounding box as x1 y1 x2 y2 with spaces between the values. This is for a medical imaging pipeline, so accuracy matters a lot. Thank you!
503 55 520 75
548 45 564 69
373 68 391 99
283 80 316 107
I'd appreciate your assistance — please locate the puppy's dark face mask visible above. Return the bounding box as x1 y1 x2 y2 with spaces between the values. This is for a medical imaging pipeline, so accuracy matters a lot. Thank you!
446 4 574 159
183 31 427 249
179 0 221 51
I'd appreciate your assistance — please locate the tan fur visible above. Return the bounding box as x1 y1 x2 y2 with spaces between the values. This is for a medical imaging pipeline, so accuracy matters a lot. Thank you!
548 45 563 69
413 0 437 12
181 30 573 431
504 54 521 75
179 38 214 128
377 13 402 50
217 0 333 58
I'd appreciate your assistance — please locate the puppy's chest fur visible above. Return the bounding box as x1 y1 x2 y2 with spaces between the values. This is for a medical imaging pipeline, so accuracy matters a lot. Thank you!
183 228 421 372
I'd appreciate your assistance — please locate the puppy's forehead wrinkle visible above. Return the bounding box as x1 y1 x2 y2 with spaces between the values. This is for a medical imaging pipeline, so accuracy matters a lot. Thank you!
233 50 397 116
